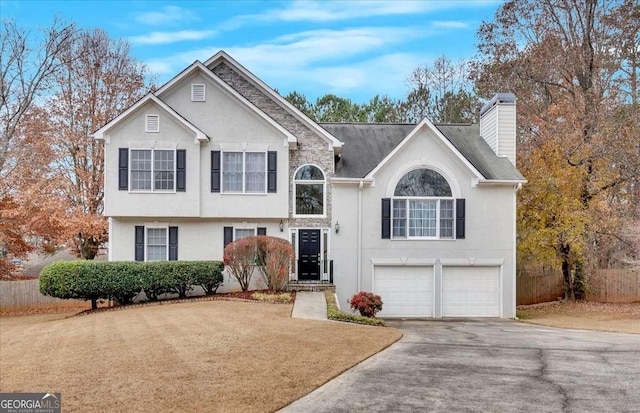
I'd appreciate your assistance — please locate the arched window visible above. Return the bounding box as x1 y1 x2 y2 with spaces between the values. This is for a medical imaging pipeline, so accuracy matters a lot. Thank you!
392 169 454 239
294 165 325 216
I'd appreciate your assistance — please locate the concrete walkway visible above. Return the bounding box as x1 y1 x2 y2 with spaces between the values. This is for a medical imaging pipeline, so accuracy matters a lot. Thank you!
291 291 327 320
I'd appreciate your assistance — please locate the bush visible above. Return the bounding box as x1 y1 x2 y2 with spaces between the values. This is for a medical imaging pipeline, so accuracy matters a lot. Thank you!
325 291 384 326
224 237 257 292
255 236 294 292
40 260 224 306
40 261 144 306
349 291 383 318
192 261 224 295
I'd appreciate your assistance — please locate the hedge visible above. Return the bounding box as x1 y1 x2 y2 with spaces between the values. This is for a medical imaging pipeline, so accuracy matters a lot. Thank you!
40 261 224 306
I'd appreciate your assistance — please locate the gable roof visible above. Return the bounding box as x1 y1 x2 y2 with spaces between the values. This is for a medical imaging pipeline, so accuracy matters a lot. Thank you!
204 51 343 151
93 94 208 143
321 122 525 181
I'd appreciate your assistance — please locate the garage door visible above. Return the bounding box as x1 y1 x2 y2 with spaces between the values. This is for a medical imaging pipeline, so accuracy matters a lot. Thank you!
374 266 433 317
442 266 500 317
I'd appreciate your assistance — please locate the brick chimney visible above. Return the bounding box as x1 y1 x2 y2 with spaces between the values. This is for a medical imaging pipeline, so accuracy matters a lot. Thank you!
479 93 516 166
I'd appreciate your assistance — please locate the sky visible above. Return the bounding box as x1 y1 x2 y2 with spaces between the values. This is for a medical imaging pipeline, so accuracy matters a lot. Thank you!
1 0 502 103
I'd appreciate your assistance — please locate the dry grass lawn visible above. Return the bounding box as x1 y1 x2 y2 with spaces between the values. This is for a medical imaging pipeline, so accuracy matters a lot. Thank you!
517 300 640 334
0 300 401 412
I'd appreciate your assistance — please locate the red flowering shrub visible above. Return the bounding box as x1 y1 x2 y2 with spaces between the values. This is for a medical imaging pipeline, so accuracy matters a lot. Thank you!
349 291 383 318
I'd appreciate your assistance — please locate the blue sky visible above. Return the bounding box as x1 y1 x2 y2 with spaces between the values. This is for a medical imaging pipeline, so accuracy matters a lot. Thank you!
1 0 501 103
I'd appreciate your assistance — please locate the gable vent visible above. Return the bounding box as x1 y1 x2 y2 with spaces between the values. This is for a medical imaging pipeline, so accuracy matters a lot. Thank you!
145 114 159 132
191 84 206 102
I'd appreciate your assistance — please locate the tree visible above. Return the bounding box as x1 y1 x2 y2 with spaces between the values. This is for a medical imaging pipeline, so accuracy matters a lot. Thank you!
224 237 258 292
0 18 76 270
0 17 76 182
474 0 640 298
313 94 367 122
284 91 315 119
402 56 479 123
255 236 294 292
43 29 152 259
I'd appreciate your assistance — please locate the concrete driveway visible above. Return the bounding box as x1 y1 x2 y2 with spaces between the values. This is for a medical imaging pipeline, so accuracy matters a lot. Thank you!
281 320 640 412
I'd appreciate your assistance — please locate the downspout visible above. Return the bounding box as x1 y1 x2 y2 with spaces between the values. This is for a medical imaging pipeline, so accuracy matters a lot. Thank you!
513 183 522 318
357 180 364 291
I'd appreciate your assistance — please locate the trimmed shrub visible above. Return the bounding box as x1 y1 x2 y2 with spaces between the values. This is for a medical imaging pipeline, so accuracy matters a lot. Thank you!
349 291 383 318
40 260 224 306
192 261 224 295
40 261 144 306
324 291 384 326
224 237 257 292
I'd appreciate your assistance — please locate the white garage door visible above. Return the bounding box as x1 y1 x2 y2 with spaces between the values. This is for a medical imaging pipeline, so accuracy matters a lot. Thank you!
374 266 433 317
442 266 500 317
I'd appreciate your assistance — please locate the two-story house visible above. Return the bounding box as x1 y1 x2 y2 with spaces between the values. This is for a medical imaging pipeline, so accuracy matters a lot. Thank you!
95 51 525 318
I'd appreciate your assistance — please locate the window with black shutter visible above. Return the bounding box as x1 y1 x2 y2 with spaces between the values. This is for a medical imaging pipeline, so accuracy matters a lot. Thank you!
176 150 186 192
168 227 178 260
119 148 128 190
455 199 466 239
135 226 145 261
267 151 277 193
211 151 221 192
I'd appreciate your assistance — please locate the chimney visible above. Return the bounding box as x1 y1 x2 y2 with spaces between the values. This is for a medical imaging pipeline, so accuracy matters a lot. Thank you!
479 93 516 166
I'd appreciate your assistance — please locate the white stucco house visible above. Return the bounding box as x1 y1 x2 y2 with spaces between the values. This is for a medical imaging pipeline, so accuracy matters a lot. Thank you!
94 51 525 318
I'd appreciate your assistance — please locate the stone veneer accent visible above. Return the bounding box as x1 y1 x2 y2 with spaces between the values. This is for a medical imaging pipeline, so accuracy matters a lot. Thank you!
212 62 335 228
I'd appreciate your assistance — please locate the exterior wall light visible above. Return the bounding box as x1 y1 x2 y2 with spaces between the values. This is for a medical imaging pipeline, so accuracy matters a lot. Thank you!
279 220 284 232
335 221 340 234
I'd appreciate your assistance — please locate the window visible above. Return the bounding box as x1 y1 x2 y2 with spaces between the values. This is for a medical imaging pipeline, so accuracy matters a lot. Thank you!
145 114 159 132
294 165 325 216
135 226 178 261
191 84 206 101
146 228 167 261
130 149 175 191
234 228 255 240
392 169 454 239
222 152 266 193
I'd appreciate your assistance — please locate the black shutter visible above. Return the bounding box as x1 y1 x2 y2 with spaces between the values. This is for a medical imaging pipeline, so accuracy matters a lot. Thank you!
267 151 277 193
456 199 466 239
176 150 186 192
381 198 391 239
119 148 128 190
168 227 178 260
223 226 233 248
257 227 267 236
135 226 144 261
211 151 221 192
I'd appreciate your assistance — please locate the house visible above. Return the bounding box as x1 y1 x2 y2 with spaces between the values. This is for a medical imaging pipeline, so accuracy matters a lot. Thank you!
94 51 526 318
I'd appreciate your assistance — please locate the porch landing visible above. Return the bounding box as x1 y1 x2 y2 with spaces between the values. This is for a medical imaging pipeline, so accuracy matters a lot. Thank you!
286 282 335 293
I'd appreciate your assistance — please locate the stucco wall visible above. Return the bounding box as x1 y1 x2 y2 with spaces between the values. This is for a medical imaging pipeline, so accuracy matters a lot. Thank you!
330 125 517 317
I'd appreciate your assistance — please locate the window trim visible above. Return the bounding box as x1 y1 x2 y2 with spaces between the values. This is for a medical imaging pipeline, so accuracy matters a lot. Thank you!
145 114 160 133
293 164 327 218
145 226 168 262
233 227 257 241
221 151 267 195
191 83 206 102
128 148 177 193
391 196 455 240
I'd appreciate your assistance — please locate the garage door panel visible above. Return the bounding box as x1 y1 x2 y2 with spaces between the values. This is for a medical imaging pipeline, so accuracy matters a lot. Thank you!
374 266 433 317
442 266 500 317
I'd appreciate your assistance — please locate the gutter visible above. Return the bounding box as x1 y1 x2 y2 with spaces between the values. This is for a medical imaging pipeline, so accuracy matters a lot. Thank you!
357 180 363 291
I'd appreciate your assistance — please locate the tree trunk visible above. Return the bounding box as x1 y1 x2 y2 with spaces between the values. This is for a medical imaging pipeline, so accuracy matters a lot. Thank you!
560 243 575 300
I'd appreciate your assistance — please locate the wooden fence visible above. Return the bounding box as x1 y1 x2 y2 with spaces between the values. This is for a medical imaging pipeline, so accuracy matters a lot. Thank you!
517 272 565 305
0 279 83 311
517 268 640 305
587 268 640 303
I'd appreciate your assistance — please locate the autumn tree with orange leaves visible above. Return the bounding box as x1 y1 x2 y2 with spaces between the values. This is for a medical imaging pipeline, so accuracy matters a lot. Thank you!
474 0 640 298
1 19 152 272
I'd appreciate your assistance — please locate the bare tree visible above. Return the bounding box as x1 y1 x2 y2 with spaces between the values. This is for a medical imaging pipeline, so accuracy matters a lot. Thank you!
0 17 76 183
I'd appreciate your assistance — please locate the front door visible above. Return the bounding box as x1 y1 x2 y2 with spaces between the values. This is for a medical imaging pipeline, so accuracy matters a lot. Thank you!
298 229 321 281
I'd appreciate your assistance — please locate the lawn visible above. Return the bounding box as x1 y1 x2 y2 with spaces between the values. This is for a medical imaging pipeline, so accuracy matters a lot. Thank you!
517 300 640 334
0 300 402 412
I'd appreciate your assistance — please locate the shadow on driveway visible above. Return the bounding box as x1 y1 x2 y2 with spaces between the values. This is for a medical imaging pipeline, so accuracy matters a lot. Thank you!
280 319 640 413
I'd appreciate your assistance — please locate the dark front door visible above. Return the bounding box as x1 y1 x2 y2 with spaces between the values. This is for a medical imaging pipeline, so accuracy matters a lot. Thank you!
298 229 321 281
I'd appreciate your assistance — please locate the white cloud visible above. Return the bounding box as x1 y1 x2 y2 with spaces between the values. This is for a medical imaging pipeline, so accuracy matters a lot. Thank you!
220 0 496 29
431 21 470 29
130 30 217 46
134 6 199 26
